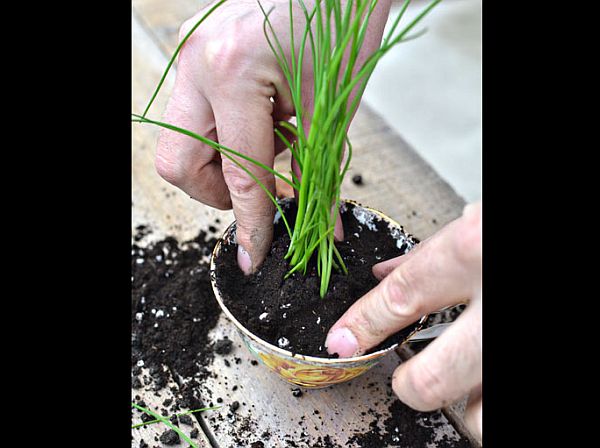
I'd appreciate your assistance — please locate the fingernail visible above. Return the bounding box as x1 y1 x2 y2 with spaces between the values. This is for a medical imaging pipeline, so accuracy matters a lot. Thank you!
334 216 344 241
372 258 396 280
372 262 386 281
325 327 359 358
237 245 252 275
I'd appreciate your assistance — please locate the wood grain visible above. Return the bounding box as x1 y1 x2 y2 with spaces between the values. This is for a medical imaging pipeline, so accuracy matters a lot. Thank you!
185 314 466 447
131 366 213 447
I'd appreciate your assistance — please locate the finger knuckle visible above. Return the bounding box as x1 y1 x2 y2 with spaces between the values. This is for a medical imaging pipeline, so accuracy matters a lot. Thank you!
202 21 254 75
222 160 271 197
222 164 257 196
455 203 482 264
383 268 423 319
213 194 233 211
178 18 195 43
154 148 185 186
400 361 448 411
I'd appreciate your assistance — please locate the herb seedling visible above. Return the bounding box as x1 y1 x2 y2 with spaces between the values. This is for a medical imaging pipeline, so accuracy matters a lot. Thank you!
133 0 441 296
131 405 221 429
131 402 206 447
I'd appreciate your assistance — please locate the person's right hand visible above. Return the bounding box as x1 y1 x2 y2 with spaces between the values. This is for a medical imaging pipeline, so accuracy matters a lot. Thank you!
325 202 482 442
154 0 391 274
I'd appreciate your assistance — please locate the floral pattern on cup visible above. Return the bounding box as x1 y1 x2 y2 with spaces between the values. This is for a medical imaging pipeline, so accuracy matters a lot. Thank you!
238 329 379 388
257 352 375 388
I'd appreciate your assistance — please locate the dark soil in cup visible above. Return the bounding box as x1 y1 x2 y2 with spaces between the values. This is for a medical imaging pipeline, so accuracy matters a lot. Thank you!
213 200 422 357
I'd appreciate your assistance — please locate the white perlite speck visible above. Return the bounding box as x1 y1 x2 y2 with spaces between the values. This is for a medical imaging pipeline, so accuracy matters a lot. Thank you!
277 337 290 348
388 225 413 252
259 312 269 320
352 206 378 231
316 317 321 324
135 312 143 321
137 360 144 367
136 258 144 264
280 303 291 309
155 310 165 318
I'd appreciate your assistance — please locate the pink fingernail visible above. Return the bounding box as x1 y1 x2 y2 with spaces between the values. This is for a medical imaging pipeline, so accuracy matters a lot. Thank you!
334 215 344 241
325 327 359 358
237 245 252 275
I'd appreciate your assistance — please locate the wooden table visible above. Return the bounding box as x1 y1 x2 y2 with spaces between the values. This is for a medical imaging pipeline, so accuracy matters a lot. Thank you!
132 1 478 446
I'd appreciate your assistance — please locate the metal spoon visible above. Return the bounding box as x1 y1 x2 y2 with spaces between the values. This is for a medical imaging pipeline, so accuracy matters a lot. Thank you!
404 303 467 342
405 322 452 342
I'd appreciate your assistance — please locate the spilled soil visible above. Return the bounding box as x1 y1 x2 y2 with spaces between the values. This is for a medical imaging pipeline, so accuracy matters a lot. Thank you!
131 220 471 447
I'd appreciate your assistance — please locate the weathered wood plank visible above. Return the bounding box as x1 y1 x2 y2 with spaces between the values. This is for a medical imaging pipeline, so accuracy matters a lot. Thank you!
184 314 466 447
132 13 222 448
131 367 213 448
132 0 202 56
344 118 466 241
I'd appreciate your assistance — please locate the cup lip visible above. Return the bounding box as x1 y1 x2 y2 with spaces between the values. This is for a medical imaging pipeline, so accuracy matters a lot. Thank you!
209 198 428 364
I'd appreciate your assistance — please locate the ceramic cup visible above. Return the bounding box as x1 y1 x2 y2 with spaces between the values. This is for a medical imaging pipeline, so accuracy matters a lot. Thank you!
210 199 427 388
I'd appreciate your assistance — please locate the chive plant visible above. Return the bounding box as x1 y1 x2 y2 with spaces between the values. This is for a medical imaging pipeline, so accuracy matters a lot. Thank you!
131 405 221 429
132 402 202 447
133 0 441 297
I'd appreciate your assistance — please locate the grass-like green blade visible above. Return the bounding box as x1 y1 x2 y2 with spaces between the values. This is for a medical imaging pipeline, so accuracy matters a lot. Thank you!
131 402 199 448
131 406 221 429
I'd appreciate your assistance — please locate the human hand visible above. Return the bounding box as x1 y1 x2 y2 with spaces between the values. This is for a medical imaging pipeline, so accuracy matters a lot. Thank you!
325 202 482 441
155 0 391 274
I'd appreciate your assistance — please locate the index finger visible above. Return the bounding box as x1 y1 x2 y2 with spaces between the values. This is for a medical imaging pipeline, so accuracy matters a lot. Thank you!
325 202 481 357
210 82 282 274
